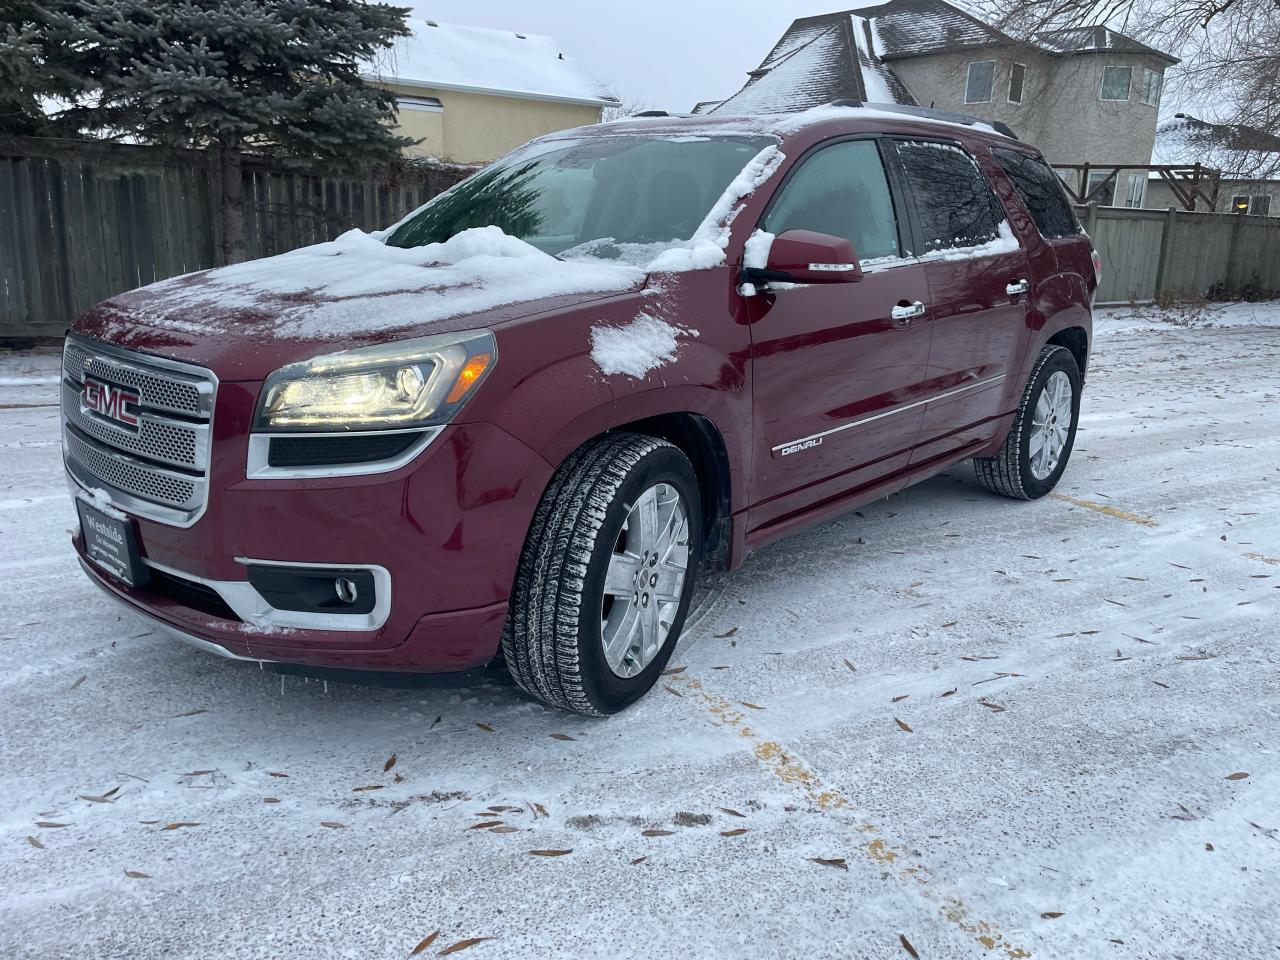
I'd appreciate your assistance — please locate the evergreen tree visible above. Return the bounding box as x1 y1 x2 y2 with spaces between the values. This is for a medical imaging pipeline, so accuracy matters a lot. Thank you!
7 0 414 263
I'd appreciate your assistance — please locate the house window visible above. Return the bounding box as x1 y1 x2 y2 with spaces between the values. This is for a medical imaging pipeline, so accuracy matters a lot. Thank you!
965 61 996 103
395 95 444 113
1086 171 1117 206
1232 194 1273 215
1140 69 1161 106
1100 66 1132 101
1008 63 1026 104
1124 174 1145 208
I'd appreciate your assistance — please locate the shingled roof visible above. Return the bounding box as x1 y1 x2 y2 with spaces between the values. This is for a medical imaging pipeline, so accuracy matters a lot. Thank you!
705 0 1176 116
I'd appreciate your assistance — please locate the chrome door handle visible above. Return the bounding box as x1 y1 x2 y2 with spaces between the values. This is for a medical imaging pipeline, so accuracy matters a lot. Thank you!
891 301 927 323
1006 279 1030 296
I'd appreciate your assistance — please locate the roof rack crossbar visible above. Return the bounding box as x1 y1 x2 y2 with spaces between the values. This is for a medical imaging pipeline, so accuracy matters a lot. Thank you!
826 100 1019 140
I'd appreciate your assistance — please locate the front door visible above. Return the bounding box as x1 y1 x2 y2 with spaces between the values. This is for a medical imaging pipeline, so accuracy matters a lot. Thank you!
886 138 1032 465
746 138 933 531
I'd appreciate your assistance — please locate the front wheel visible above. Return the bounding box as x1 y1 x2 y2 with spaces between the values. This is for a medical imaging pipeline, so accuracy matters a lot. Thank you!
502 433 702 715
974 344 1081 500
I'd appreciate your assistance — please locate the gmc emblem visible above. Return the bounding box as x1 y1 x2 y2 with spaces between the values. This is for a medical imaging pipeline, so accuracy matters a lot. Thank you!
82 378 141 431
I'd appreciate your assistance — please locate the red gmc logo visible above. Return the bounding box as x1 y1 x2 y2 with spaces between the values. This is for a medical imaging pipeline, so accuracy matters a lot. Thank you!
82 378 141 430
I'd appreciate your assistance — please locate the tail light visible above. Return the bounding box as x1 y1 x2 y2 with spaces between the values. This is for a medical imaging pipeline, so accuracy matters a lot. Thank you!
1091 249 1103 285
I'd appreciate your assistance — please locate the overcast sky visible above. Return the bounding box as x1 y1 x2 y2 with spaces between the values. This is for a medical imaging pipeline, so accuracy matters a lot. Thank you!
405 1 805 112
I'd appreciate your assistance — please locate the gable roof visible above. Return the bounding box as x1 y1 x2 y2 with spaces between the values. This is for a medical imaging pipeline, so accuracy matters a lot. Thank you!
708 11 917 116
363 20 614 107
1153 114 1280 180
704 0 1177 116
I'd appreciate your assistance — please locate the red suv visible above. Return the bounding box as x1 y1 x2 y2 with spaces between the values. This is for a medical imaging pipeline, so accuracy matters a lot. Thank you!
63 103 1096 715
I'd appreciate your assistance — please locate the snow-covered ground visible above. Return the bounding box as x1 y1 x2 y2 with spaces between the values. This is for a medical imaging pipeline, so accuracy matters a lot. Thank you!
2 305 1278 960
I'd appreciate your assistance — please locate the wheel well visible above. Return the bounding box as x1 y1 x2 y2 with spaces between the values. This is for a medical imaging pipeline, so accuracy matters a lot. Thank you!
611 413 732 570
1047 326 1089 379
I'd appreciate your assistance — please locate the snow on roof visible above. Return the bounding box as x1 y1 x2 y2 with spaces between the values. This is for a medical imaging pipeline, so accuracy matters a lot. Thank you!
363 20 614 107
852 0 1013 59
1035 25 1178 63
708 13 915 117
1152 115 1280 180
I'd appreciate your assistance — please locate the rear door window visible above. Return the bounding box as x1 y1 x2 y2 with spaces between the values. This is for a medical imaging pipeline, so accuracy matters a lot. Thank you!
890 140 1006 252
992 148 1083 238
762 140 901 262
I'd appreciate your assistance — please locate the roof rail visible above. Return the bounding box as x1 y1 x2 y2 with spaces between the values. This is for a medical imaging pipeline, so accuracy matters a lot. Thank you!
632 110 693 119
826 100 1019 140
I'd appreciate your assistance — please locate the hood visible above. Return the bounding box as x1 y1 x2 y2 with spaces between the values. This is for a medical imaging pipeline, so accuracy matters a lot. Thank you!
73 227 646 381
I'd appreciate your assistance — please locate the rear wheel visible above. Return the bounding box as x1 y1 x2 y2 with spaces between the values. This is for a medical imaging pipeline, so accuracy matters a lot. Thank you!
502 433 702 715
974 344 1081 500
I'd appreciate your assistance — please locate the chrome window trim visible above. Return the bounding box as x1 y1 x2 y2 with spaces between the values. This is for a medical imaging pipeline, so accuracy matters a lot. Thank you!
771 374 1007 454
245 426 443 480
141 556 393 632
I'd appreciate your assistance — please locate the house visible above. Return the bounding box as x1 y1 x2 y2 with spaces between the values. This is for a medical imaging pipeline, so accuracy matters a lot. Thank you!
699 0 1177 207
362 20 615 164
1145 114 1280 215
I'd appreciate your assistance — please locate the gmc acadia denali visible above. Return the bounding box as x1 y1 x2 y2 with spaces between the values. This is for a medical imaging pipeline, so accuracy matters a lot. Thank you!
62 103 1097 715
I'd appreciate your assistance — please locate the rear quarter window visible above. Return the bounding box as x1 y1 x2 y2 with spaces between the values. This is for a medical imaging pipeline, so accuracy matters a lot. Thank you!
891 140 1006 252
992 148 1083 239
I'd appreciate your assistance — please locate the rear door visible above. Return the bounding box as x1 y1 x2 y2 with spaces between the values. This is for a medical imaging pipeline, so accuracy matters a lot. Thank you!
745 137 933 530
886 138 1033 465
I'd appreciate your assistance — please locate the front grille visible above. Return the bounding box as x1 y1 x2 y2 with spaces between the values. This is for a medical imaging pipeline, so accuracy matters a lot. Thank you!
62 336 216 527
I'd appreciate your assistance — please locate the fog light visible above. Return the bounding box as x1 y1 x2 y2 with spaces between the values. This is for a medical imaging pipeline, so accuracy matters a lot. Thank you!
335 577 359 604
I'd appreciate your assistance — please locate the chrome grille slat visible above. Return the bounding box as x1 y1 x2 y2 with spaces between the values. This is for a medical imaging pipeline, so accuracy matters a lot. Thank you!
60 380 205 470
62 335 217 528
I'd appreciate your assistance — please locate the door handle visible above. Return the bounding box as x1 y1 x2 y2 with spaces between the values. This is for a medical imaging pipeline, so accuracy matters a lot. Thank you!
891 300 927 324
1006 279 1030 296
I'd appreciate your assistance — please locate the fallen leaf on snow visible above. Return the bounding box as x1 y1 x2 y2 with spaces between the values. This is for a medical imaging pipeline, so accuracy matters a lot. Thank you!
123 869 150 879
720 828 749 837
408 931 440 955
384 754 397 773
489 826 520 834
978 701 1006 712
891 695 909 703
161 822 201 830
320 821 345 829
26 836 44 849
719 807 747 818
1225 772 1250 781
940 688 957 697
642 829 674 837
549 733 575 741
438 937 492 956
894 718 913 733
172 709 207 718
69 675 86 690
899 934 920 959
469 821 504 830
630 856 647 865
842 659 856 672
268 771 289 778
474 723 494 733
715 627 738 638
353 785 384 792
661 666 686 676
739 701 764 710
528 849 571 857
263 797 280 804
35 822 68 828
809 857 848 870
1041 911 1064 919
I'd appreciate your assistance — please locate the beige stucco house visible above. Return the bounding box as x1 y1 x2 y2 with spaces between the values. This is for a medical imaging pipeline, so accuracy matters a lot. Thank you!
698 0 1177 208
362 20 616 164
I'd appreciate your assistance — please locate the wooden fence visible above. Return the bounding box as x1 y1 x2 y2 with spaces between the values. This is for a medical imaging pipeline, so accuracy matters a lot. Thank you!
1077 203 1280 305
0 137 471 339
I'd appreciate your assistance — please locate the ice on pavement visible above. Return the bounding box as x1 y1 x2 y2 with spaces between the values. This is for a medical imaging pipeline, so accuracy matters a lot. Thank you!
3 304 1278 959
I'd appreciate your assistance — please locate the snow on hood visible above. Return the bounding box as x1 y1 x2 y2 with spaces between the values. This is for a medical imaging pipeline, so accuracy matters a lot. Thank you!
103 226 646 341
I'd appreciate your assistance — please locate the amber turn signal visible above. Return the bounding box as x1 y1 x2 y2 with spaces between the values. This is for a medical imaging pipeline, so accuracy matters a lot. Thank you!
445 352 493 404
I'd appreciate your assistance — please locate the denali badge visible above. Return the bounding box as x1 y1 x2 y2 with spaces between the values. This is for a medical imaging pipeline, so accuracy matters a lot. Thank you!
82 378 141 431
779 437 823 456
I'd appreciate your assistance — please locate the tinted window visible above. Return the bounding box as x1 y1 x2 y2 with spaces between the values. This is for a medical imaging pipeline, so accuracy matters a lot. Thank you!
893 141 1004 251
763 140 900 261
992 148 1082 239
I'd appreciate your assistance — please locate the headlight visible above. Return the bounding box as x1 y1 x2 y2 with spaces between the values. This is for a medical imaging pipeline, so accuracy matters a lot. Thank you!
254 330 496 432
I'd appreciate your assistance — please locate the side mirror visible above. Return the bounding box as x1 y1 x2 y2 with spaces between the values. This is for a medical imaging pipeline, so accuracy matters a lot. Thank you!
742 229 863 287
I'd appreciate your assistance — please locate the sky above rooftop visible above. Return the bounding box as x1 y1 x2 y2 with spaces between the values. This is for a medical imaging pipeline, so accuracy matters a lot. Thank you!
405 0 803 112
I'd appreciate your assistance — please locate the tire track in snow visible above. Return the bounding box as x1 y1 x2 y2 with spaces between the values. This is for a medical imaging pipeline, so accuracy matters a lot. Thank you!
669 673 1033 959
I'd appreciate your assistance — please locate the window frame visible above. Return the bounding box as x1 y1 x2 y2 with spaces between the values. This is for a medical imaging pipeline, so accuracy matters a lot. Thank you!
1085 170 1118 206
882 135 1013 258
395 95 444 113
1140 68 1161 107
1007 63 1026 104
964 60 997 104
753 134 914 264
1124 173 1145 208
1251 195 1272 217
1100 66 1133 102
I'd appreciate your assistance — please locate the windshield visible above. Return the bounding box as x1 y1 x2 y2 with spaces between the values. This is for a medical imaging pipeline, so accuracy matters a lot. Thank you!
384 134 776 264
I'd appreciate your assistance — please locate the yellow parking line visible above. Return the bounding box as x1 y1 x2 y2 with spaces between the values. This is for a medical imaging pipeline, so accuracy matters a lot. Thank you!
1050 492 1158 527
675 677 1032 958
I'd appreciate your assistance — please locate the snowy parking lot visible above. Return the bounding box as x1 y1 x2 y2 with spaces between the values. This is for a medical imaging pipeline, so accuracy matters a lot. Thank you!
2 304 1278 960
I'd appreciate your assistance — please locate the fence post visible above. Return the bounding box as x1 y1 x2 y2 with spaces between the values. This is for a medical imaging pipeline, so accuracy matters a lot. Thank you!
1082 201 1098 238
1153 206 1177 299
